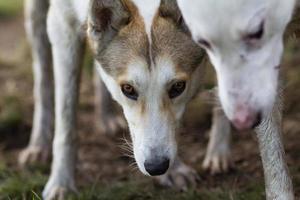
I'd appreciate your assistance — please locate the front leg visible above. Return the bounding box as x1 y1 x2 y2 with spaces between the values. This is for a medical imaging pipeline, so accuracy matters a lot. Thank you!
202 106 232 174
255 93 294 200
19 0 53 166
42 5 85 200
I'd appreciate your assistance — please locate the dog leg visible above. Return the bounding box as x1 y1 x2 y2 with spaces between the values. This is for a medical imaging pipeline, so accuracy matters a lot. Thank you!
255 92 294 200
155 157 199 191
202 106 232 174
94 66 127 136
19 0 53 166
42 5 85 200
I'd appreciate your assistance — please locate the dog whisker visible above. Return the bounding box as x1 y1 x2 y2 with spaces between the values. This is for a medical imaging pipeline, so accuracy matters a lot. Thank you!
129 161 139 172
118 135 134 159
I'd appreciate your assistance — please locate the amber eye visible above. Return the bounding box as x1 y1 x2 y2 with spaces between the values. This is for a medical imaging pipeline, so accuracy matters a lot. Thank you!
121 84 138 101
245 22 264 41
168 81 186 99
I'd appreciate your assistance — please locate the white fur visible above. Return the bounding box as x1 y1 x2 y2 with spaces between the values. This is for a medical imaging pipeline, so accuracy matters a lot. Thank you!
97 57 192 175
72 0 89 24
42 1 86 199
19 0 54 166
132 0 160 43
203 106 231 174
177 0 296 199
177 0 295 120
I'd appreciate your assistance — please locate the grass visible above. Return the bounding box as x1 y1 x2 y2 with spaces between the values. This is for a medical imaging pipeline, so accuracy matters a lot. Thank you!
0 95 23 132
0 163 46 200
0 160 267 200
0 0 23 18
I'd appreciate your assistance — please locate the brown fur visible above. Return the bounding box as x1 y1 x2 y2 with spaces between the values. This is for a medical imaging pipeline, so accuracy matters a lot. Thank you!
286 6 300 39
88 0 205 78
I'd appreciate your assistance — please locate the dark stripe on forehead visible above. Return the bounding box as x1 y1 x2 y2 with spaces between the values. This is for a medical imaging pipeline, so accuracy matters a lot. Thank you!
148 0 182 69
146 0 181 69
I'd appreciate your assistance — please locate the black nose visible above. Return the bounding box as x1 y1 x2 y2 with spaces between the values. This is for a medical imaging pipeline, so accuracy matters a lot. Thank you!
144 157 170 176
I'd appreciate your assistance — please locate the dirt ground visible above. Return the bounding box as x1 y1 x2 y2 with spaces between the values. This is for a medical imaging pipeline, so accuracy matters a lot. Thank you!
0 6 299 200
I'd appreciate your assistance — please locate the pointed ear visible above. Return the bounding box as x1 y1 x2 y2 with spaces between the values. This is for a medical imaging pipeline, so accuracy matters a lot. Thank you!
159 0 181 23
88 0 130 52
159 0 189 32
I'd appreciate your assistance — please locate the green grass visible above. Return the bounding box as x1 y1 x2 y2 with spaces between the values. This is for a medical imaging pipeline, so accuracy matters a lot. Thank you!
0 0 23 18
0 161 266 200
0 163 47 200
0 95 23 132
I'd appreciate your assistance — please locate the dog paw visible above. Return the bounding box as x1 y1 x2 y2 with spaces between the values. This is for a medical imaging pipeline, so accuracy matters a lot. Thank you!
18 145 51 167
96 115 127 136
202 149 232 174
43 187 68 200
155 160 200 191
42 177 77 200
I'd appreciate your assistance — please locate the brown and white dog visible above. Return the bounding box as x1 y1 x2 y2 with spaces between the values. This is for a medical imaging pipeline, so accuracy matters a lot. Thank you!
19 0 234 199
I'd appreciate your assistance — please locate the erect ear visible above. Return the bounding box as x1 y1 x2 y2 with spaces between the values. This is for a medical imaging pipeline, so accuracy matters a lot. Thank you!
87 0 130 52
158 0 189 32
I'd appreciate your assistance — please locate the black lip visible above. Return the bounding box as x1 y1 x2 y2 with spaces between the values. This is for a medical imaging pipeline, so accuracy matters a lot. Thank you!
251 112 263 129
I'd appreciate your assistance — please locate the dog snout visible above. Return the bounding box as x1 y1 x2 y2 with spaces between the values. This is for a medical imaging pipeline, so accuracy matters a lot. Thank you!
232 106 262 131
144 157 170 176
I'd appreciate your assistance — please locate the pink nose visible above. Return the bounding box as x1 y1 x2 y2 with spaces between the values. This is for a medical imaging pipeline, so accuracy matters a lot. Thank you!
232 107 261 131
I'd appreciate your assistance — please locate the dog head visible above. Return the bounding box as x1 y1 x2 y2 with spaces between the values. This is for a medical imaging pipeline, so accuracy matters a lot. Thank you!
87 0 205 176
178 0 295 130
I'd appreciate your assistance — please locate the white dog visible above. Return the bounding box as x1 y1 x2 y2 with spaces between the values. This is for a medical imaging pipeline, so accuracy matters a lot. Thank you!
177 0 298 199
177 0 296 129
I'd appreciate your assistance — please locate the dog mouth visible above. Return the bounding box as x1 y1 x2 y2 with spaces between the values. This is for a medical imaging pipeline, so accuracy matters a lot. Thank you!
274 65 280 70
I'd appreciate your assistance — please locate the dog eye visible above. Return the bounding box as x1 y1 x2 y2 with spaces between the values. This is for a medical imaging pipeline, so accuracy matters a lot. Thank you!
197 39 211 49
245 22 264 41
168 81 186 99
121 84 138 101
